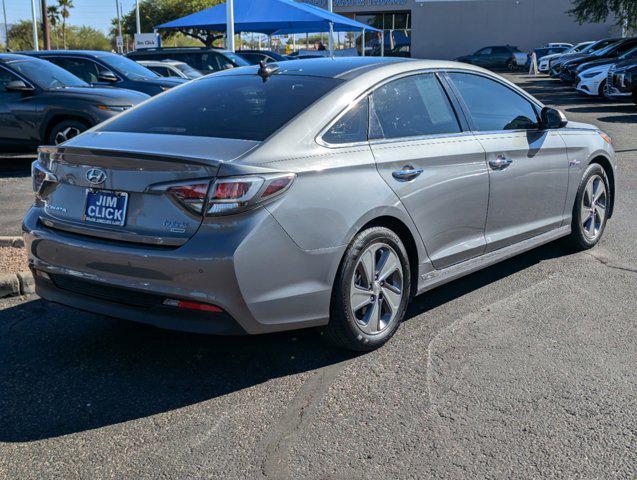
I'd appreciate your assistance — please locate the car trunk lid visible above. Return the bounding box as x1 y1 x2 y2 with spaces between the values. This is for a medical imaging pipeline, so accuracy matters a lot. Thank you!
36 132 260 247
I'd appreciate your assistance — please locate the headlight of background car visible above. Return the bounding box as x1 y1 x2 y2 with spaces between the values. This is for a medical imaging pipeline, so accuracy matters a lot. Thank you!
98 105 131 112
581 70 602 79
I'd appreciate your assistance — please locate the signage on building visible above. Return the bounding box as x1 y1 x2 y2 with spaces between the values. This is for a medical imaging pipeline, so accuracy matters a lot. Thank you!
134 33 161 50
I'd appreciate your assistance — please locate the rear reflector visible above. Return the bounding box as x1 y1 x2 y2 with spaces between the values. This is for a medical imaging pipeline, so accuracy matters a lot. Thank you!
163 298 223 313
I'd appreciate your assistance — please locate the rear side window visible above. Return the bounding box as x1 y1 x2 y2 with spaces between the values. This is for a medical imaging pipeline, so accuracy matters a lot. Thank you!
370 73 461 139
99 74 342 141
448 73 538 131
323 97 369 144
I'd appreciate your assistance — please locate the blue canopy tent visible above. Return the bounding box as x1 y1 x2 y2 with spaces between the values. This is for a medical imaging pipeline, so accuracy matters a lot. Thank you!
156 0 382 56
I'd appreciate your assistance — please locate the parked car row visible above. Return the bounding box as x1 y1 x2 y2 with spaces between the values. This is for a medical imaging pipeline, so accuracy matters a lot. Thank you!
543 36 637 103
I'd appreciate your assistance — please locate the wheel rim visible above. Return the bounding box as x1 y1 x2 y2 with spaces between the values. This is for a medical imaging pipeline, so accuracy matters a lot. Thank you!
349 242 404 335
581 174 607 241
54 126 82 145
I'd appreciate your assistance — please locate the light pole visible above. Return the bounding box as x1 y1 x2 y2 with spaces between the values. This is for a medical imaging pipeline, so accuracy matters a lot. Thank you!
135 0 141 34
115 0 123 53
2 0 8 51
327 0 333 55
30 0 39 51
226 0 235 52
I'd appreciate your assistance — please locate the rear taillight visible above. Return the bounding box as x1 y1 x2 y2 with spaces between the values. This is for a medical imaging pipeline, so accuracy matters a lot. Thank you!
163 173 295 216
166 183 210 214
32 156 58 196
206 173 295 216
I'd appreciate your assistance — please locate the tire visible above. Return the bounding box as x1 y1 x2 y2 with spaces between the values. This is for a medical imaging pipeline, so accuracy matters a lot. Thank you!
324 227 411 351
598 79 607 98
506 60 516 72
565 163 610 251
48 119 89 145
632 89 637 106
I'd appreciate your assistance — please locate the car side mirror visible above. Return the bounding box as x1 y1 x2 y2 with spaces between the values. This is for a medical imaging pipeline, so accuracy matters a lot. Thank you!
541 107 568 129
98 70 118 83
5 80 35 93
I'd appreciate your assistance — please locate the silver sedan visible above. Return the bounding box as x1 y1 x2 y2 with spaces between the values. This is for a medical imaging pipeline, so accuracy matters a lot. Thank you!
24 57 617 350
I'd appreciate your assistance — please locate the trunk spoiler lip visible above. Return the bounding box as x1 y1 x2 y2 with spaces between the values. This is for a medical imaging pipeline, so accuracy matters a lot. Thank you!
38 145 228 168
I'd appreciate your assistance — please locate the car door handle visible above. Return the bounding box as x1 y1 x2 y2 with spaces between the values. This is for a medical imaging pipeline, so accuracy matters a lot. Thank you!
489 155 513 170
392 166 423 181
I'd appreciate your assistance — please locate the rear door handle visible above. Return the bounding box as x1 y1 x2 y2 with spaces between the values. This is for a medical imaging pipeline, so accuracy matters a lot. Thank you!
489 155 513 170
392 166 423 181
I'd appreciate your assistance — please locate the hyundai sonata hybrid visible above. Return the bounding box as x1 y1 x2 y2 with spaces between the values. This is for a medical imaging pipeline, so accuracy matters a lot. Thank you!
24 57 617 351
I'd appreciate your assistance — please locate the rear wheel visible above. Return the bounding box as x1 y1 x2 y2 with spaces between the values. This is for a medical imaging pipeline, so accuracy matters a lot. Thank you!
565 163 610 250
598 79 607 97
324 227 411 351
48 119 89 145
506 60 516 71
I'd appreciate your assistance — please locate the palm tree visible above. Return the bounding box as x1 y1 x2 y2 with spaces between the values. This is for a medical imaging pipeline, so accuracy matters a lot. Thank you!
47 5 61 49
57 0 73 50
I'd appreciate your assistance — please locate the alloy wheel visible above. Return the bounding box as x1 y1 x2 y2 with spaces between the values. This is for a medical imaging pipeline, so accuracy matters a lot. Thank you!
580 174 607 240
349 242 404 335
54 126 82 145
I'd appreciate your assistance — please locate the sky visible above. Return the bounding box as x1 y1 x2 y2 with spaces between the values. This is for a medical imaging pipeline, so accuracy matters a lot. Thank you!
1 0 138 34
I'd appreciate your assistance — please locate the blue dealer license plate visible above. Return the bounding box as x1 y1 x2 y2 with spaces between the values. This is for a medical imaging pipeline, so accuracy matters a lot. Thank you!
84 190 128 227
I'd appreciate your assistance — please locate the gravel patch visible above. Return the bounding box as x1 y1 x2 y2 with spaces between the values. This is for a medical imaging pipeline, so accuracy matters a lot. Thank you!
0 246 28 274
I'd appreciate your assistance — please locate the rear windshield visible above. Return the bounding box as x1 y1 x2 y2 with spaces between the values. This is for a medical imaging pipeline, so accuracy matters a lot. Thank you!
99 74 342 141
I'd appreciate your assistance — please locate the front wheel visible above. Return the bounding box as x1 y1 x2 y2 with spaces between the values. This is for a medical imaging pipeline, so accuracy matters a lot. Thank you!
48 119 89 145
565 163 610 250
324 227 411 351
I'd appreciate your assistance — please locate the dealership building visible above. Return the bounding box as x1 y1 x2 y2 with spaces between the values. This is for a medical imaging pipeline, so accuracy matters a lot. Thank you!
300 0 617 59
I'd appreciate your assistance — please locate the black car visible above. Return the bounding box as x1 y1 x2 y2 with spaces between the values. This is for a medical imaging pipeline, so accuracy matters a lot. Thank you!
549 38 620 77
609 59 637 104
455 45 524 71
576 45 637 77
559 37 637 83
21 50 185 96
0 54 148 150
126 47 250 75
236 50 289 65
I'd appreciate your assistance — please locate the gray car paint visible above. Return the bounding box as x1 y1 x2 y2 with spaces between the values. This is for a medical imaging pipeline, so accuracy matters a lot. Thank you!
22 58 617 335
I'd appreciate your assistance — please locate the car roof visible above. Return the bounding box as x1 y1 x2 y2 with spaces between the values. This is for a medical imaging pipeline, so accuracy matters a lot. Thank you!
0 53 38 63
138 59 184 66
18 50 114 59
213 56 493 81
128 47 234 55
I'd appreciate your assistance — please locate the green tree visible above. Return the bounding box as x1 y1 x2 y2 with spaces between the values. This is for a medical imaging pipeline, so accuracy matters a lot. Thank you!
65 26 110 50
47 5 62 49
6 20 43 51
58 0 74 49
112 0 224 48
569 0 637 31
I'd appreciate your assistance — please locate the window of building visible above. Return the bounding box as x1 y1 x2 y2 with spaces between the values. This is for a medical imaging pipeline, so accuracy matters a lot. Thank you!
355 11 412 57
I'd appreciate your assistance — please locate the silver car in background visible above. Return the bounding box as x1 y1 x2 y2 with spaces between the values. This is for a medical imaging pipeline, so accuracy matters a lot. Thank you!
24 58 617 351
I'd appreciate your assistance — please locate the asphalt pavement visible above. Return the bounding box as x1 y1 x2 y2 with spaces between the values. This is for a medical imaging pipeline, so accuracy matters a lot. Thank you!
0 73 635 479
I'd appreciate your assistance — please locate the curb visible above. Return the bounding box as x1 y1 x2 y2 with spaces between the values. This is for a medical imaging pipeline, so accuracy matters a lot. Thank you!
0 236 33 299
0 236 24 248
0 271 34 299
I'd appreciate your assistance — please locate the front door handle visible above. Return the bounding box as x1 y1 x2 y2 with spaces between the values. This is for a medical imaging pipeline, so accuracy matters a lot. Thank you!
392 166 424 181
489 155 513 170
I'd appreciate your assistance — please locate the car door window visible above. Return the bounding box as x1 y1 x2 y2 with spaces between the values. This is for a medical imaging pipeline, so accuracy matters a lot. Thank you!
47 57 101 84
370 73 461 139
0 67 19 91
477 48 492 56
448 73 539 131
150 66 170 77
323 97 369 144
200 53 223 72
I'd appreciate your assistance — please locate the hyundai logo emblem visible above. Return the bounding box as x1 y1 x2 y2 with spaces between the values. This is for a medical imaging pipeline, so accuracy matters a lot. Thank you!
86 168 107 185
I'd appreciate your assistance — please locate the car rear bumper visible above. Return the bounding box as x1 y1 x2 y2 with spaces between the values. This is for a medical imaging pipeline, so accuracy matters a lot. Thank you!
23 205 341 335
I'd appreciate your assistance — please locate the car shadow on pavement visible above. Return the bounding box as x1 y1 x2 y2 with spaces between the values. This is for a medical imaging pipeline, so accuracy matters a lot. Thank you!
0 241 574 443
